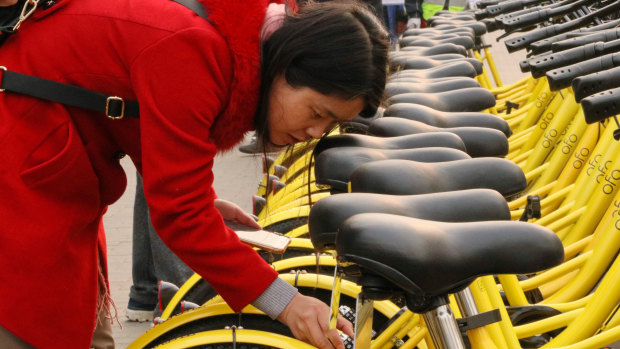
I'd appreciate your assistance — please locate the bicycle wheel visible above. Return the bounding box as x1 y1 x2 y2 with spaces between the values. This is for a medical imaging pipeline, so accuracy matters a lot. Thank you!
146 308 293 348
263 217 308 234
131 274 398 349
152 329 314 349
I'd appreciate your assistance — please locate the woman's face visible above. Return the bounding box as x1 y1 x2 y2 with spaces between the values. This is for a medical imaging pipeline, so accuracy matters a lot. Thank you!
267 76 365 147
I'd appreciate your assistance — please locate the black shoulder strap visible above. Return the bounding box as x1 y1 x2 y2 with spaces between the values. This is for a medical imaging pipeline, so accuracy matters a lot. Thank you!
173 0 210 22
0 0 210 119
0 68 140 118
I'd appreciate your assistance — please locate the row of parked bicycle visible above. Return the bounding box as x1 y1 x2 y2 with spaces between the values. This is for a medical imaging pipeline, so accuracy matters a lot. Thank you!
129 0 620 348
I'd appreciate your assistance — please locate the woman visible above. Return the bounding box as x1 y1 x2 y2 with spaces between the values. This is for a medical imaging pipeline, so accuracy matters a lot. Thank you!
0 0 388 348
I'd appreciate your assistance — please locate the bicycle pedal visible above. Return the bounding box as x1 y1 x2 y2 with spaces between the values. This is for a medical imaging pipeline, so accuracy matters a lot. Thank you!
340 333 354 349
252 195 266 216
519 195 541 222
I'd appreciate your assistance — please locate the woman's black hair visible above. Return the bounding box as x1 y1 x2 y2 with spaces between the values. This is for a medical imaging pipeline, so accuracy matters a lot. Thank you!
254 0 389 148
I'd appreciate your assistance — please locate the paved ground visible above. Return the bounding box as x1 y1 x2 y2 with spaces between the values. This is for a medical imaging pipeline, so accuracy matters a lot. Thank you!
104 29 529 347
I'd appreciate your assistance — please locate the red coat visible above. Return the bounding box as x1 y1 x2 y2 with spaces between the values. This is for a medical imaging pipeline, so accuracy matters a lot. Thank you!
0 0 282 347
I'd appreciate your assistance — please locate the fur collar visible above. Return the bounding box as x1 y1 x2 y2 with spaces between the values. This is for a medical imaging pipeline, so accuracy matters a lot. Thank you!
199 0 272 152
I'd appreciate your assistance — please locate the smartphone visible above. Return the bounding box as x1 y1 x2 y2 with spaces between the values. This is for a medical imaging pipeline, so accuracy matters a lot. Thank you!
224 220 291 254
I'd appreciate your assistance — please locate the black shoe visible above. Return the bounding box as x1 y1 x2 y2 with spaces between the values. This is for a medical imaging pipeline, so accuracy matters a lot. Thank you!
238 138 262 154
238 137 281 154
126 299 156 322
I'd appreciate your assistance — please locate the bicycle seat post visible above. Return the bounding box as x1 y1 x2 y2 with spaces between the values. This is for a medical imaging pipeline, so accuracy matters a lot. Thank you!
354 294 374 349
454 288 478 316
328 260 344 332
416 295 466 349
328 259 376 349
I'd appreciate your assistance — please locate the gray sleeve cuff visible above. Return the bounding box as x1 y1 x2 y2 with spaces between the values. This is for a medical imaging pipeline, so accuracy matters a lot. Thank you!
251 277 298 320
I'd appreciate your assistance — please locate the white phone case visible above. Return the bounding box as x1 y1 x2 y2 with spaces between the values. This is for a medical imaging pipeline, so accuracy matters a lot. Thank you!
225 220 291 254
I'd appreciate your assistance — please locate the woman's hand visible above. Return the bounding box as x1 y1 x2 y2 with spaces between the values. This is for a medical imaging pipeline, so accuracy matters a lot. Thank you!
277 293 354 349
214 199 261 229
0 0 18 6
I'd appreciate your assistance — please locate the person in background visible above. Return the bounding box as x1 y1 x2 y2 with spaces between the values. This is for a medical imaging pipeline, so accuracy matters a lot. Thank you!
404 0 424 28
126 173 197 322
0 0 388 348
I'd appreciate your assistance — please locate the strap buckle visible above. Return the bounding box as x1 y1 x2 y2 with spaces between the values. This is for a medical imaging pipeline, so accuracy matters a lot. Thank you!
106 96 125 120
0 66 6 92
13 0 40 32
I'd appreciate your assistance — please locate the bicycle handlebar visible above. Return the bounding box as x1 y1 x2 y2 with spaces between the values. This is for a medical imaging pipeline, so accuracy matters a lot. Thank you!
477 0 507 10
529 40 620 79
486 0 539 17
519 59 531 72
501 0 598 33
581 87 620 124
572 66 620 102
505 24 565 53
481 18 501 32
529 31 590 55
551 28 620 52
505 1 620 53
474 9 489 20
475 0 541 19
546 53 620 91
497 0 571 21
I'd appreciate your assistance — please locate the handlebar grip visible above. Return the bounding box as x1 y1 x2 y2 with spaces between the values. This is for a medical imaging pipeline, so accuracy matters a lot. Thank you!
499 4 544 21
551 29 620 52
530 31 590 55
487 0 525 16
475 9 489 20
520 59 531 73
502 9 548 32
477 0 505 10
530 43 606 79
546 53 620 91
572 66 620 102
505 25 559 53
481 18 501 32
581 87 620 124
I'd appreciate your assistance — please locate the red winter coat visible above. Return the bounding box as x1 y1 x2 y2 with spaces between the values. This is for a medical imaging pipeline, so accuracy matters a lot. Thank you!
0 0 282 347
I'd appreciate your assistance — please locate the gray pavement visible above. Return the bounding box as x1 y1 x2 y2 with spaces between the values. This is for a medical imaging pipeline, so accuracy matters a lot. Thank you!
104 29 528 347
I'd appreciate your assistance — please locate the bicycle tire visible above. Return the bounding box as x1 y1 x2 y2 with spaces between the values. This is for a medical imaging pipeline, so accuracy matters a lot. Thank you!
142 283 390 348
152 329 314 349
147 314 293 348
263 217 307 234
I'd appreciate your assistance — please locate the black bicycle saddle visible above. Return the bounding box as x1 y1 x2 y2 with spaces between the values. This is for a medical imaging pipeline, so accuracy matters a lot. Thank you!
403 27 475 38
383 103 511 137
314 146 471 192
428 14 477 24
431 22 488 36
392 43 468 56
385 79 481 97
312 133 467 158
386 88 497 112
390 52 466 61
400 36 475 50
308 189 510 251
390 56 483 75
435 10 476 16
390 61 478 80
349 158 526 198
388 76 478 84
336 214 563 298
369 118 508 158
405 33 475 41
